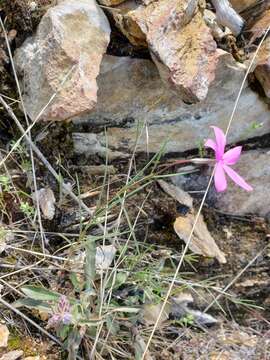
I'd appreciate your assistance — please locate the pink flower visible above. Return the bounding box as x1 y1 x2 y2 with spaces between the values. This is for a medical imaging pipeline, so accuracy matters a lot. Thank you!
205 126 253 193
47 295 72 329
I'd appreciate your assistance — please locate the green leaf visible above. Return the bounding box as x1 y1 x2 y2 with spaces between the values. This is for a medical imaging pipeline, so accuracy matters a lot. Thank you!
84 237 96 291
21 286 61 301
57 325 70 341
105 271 129 290
13 298 52 312
70 272 84 292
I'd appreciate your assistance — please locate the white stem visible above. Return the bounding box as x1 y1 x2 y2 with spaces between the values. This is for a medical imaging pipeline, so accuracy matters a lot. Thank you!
212 0 245 36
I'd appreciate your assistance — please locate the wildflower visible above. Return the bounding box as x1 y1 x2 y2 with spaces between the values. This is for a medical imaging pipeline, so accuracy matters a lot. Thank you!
47 295 72 328
205 126 253 193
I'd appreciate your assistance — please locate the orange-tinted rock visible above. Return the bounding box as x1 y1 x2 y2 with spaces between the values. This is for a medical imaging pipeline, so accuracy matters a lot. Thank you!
14 0 111 121
113 0 221 103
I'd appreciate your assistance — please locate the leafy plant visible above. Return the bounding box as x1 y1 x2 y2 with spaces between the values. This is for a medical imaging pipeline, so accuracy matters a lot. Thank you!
19 201 35 217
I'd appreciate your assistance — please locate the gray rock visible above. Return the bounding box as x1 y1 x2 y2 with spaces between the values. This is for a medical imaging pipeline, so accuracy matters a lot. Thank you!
74 54 270 154
172 150 270 217
14 0 111 121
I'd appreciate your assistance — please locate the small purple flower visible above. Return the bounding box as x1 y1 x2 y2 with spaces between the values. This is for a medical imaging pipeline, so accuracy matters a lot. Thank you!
205 126 253 193
62 312 72 325
47 295 72 328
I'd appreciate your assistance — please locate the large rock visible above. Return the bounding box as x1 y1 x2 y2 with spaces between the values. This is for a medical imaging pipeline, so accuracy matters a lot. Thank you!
74 54 270 154
172 150 270 217
112 0 221 103
14 0 111 122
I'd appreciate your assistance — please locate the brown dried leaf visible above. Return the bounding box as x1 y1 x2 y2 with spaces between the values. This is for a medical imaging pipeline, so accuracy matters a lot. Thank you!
33 188 56 220
174 213 226 264
0 325 9 348
158 180 193 208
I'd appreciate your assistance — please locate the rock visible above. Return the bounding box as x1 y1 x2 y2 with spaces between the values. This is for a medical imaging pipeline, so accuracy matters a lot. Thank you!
74 54 270 154
214 150 270 216
112 0 222 103
254 37 270 98
14 0 111 122
172 150 270 217
72 132 127 160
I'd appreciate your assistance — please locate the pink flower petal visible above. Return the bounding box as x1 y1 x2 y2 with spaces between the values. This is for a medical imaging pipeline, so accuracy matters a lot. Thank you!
214 162 227 192
223 146 242 165
205 139 217 152
223 165 253 191
211 126 226 160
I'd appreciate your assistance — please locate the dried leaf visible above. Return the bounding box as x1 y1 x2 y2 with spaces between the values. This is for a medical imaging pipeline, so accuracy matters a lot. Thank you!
174 213 226 264
0 350 23 360
96 245 116 272
142 303 170 326
158 180 193 208
33 188 56 220
0 325 9 348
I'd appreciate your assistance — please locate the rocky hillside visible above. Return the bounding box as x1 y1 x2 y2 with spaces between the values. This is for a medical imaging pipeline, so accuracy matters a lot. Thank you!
0 1 270 359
